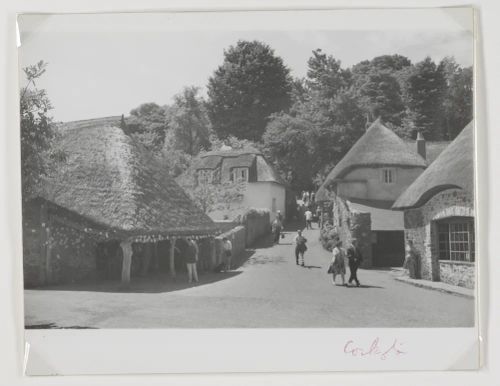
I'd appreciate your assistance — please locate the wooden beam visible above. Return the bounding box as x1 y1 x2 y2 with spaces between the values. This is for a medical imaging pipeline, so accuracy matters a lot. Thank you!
169 238 177 278
210 238 216 268
120 240 133 287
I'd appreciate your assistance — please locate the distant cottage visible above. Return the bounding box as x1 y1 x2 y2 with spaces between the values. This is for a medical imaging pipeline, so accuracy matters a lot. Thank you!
23 122 219 287
316 119 449 267
195 149 287 221
393 122 475 289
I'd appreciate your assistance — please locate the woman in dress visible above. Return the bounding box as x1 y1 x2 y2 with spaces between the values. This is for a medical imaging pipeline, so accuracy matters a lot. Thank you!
330 240 346 286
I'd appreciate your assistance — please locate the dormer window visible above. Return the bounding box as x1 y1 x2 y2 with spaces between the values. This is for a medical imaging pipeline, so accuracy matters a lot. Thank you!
230 167 249 182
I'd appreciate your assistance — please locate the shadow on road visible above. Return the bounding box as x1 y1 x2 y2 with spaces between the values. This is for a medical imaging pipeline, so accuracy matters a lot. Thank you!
32 270 244 294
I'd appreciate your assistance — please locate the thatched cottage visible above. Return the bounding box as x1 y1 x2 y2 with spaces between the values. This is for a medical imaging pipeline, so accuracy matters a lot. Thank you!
392 122 475 289
194 149 287 222
23 122 219 287
315 119 449 267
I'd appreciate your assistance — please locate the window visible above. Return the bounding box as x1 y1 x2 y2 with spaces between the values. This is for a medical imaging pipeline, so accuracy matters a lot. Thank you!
437 218 475 262
197 169 213 184
271 197 277 213
231 167 249 182
382 168 394 184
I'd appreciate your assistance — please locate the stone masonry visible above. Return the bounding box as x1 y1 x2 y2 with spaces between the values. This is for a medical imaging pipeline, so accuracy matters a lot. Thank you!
403 188 475 289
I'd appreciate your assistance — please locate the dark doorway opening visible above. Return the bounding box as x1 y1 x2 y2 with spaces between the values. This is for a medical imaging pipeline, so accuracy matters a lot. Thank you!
372 230 405 267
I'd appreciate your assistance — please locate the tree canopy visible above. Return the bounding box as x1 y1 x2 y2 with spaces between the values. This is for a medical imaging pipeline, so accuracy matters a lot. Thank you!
207 40 293 141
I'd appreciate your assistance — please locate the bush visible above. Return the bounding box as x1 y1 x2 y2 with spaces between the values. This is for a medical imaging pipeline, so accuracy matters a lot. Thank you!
320 222 338 251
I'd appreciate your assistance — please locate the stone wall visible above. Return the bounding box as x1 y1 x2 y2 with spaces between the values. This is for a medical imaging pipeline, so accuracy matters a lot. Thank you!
403 188 475 287
330 194 373 268
23 199 99 287
439 261 475 289
240 209 270 247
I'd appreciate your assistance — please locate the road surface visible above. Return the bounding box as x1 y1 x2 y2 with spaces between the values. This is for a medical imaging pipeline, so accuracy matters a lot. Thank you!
25 226 474 328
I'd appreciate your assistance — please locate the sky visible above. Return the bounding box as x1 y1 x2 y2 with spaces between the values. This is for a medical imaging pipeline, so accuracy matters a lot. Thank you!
18 10 474 122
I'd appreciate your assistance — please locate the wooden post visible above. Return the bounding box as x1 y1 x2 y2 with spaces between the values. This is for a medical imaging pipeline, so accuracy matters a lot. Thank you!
141 243 152 277
169 238 177 278
45 226 53 284
120 240 133 287
210 238 217 268
39 202 48 285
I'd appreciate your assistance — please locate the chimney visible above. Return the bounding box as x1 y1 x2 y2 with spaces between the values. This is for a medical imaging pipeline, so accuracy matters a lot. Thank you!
416 132 426 160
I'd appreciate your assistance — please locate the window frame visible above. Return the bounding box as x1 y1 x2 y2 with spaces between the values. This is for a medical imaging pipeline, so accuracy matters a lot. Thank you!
436 217 475 262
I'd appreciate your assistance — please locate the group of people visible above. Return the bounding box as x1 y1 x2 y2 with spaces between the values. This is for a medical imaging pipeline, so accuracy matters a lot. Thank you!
329 239 363 287
292 230 363 287
301 190 316 205
184 237 233 284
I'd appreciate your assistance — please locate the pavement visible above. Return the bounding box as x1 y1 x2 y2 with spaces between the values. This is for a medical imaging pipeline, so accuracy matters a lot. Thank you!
24 225 475 328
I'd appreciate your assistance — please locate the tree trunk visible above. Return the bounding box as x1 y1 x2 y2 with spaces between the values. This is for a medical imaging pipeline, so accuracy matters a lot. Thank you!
120 240 133 287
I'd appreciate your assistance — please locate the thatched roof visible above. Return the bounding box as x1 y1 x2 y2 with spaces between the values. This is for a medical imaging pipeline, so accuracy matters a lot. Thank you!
197 150 285 185
316 119 426 202
404 139 451 164
393 122 474 210
42 125 218 240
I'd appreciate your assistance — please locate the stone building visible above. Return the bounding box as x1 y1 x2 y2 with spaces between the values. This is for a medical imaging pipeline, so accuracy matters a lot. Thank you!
393 122 475 289
316 119 439 267
23 123 219 287
194 149 287 222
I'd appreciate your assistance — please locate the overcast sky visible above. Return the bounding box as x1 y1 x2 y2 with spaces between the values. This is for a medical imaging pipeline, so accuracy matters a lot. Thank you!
18 10 474 122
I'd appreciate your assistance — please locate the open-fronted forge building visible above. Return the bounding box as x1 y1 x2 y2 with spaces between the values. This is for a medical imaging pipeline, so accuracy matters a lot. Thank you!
22 123 219 287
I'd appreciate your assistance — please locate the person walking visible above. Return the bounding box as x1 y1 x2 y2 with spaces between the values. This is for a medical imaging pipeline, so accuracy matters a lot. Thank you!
271 218 282 244
185 238 199 283
346 239 363 287
294 230 308 266
305 208 313 230
222 237 233 271
330 240 346 286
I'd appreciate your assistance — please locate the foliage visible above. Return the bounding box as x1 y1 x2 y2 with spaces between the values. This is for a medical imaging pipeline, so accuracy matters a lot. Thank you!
400 57 447 140
439 57 473 140
207 40 293 141
167 86 211 155
20 60 64 199
124 102 167 153
319 222 338 251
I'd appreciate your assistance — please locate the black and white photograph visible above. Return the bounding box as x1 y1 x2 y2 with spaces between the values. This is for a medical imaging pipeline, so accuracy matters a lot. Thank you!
18 9 477 333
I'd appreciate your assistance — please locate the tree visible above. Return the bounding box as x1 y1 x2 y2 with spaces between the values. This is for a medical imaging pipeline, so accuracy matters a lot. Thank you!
207 40 293 141
125 102 167 153
167 86 211 156
351 55 411 126
262 113 316 191
439 57 473 139
401 57 447 139
20 60 62 199
306 49 351 99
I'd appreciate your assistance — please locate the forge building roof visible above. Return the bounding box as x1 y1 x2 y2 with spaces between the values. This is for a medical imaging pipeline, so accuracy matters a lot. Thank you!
41 125 218 239
316 119 426 201
393 121 474 210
